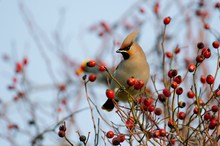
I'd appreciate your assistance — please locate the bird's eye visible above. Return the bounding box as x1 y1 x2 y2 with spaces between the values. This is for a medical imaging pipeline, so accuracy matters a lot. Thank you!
125 46 130 51
124 42 133 51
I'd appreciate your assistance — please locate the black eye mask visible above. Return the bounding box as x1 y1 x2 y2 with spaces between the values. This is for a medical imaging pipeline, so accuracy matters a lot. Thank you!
120 41 133 51
119 42 133 60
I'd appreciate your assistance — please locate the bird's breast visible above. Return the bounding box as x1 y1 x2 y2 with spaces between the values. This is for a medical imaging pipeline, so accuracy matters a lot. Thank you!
110 59 150 101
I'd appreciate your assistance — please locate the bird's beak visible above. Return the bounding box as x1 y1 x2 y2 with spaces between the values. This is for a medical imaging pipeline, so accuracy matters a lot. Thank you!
116 49 127 53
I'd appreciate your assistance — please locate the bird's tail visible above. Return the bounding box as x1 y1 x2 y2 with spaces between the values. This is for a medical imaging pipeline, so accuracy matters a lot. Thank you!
102 99 114 112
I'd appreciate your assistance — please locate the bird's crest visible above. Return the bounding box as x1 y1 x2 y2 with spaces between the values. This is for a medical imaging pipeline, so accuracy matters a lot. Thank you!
121 32 138 49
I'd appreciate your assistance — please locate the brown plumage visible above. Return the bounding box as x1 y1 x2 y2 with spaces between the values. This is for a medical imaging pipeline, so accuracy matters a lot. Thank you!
102 32 150 111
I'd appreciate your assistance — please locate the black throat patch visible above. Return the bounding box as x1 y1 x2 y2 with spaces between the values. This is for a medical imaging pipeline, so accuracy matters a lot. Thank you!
121 52 130 60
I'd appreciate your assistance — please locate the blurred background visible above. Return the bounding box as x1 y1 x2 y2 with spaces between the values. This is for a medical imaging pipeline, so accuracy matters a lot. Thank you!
0 0 220 145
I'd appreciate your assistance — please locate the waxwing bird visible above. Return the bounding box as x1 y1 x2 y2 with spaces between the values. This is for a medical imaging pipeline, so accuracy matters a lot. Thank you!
102 32 150 111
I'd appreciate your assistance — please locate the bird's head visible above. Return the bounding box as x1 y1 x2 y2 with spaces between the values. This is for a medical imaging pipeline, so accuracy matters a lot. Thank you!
116 32 145 60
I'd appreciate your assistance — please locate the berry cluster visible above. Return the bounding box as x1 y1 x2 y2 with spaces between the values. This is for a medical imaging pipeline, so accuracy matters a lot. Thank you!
15 57 28 73
3 1 220 146
127 77 145 90
83 60 106 83
81 37 219 145
106 131 125 145
58 124 66 138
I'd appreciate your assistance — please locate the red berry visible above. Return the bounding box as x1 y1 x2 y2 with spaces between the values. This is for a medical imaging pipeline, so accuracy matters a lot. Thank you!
211 105 218 112
154 3 159 14
168 70 173 78
158 94 166 102
195 10 201 16
112 137 120 145
100 21 111 32
59 125 66 131
193 107 199 114
173 75 182 84
87 60 96 67
136 97 144 104
159 129 166 137
204 23 210 29
134 80 144 90
151 130 160 138
141 104 149 111
215 2 220 8
200 10 209 18
154 108 162 116
165 52 173 58
209 119 218 129
98 31 104 37
196 55 204 63
170 139 175 145
197 42 205 49
127 77 136 86
12 77 17 83
126 117 134 129
23 57 28 65
57 107 62 112
171 69 178 77
89 74 96 82
13 95 20 101
148 105 155 112
204 112 211 121
202 48 211 58
212 41 219 49
176 87 183 95
7 124 18 129
215 89 220 97
139 7 145 14
178 112 186 120
163 16 171 25
80 64 86 71
171 81 178 89
58 84 66 91
211 116 218 121
163 88 171 97
187 90 195 99
98 65 106 72
188 64 196 72
168 120 174 128
117 134 125 142
194 99 204 106
58 130 65 138
106 131 114 138
200 75 206 84
106 89 114 99
17 91 25 98
206 74 214 84
61 98 67 105
202 47 209 53
144 98 153 107
16 62 23 73
174 47 181 54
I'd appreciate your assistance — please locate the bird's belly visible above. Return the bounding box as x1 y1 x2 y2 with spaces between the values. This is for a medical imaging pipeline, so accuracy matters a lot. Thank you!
111 72 147 102
116 87 143 102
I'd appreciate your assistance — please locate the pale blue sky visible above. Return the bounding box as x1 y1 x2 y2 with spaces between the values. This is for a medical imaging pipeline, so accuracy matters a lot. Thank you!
0 0 220 146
